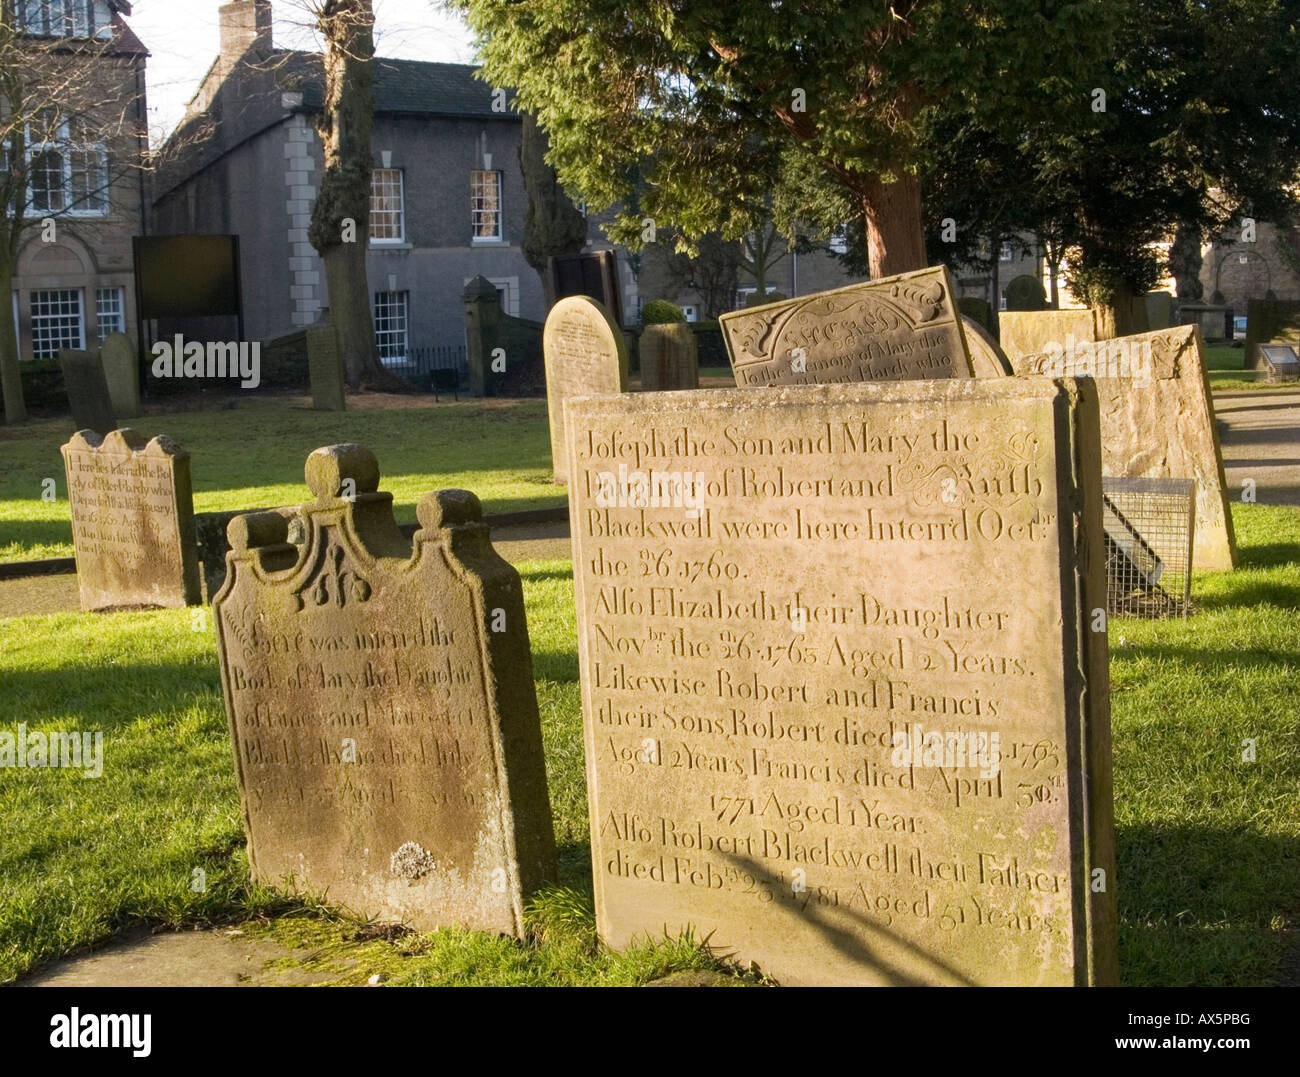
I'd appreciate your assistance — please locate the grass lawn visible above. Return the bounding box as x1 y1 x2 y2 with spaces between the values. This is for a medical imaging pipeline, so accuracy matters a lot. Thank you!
1204 343 1294 390
1 502 1298 985
0 395 564 562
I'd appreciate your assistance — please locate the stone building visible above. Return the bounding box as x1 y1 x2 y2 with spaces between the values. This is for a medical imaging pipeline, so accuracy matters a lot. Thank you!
151 0 542 361
9 1 149 361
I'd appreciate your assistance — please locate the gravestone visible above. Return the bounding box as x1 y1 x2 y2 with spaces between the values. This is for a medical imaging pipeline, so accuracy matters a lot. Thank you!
1003 274 1047 311
960 316 1012 377
640 323 699 391
1246 299 1300 370
59 350 117 434
543 295 628 484
212 445 557 937
60 428 201 610
306 324 346 411
1259 343 1300 383
99 333 140 419
567 379 1117 986
997 309 1098 362
1143 292 1175 331
720 267 972 387
1010 324 1236 571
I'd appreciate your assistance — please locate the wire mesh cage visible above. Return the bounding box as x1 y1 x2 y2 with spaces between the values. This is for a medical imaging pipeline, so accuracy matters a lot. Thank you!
1101 476 1196 618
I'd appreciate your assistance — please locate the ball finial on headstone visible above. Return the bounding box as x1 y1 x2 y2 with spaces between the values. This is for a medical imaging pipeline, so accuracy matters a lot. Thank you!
417 488 483 531
305 444 380 501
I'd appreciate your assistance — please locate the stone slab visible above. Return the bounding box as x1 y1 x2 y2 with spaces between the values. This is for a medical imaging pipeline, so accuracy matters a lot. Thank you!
565 378 1117 986
543 296 628 484
59 350 117 434
60 428 201 610
212 445 557 937
961 316 1012 377
99 333 140 419
306 324 346 411
997 309 1098 362
1009 324 1236 571
640 323 699 391
720 267 973 387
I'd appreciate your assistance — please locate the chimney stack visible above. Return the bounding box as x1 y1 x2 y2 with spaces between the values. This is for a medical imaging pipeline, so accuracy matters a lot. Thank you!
219 1 273 60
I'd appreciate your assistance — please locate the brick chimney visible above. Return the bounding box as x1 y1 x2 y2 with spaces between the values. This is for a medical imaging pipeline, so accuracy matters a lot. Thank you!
219 1 273 60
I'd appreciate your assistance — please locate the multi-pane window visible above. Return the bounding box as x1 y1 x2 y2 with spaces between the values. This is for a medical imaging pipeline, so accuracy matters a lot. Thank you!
999 240 1014 262
372 291 409 364
471 170 502 241
30 289 85 358
26 118 108 216
18 1 112 38
96 287 124 341
369 168 405 243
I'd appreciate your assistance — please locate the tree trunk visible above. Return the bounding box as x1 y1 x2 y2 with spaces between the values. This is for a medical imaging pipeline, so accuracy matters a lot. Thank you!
1169 222 1204 301
0 255 26 424
519 113 586 305
308 1 387 391
858 170 926 279
1094 280 1142 340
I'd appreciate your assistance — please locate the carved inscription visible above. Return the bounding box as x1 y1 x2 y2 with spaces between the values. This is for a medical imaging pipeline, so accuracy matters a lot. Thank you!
568 381 1116 986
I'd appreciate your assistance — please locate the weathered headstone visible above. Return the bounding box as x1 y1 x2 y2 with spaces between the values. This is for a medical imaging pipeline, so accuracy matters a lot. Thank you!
543 296 628 484
998 309 1098 362
961 315 1012 377
567 379 1117 986
720 267 972 387
1003 274 1047 311
1246 299 1300 370
213 445 557 936
1259 343 1300 383
99 333 140 419
1143 292 1175 331
60 428 201 610
640 323 699 391
1010 324 1236 571
306 324 346 411
59 350 117 434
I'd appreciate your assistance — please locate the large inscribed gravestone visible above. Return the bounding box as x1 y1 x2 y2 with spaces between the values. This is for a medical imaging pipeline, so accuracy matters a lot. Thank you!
566 379 1118 986
1010 324 1236 572
213 445 557 936
720 267 973 387
60 428 201 610
543 296 628 484
99 333 140 419
59 350 117 434
998 309 1098 362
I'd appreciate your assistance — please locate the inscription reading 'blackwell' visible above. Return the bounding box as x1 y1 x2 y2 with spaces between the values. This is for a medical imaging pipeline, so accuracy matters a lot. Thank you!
719 267 973 387
566 381 1117 986
213 445 556 937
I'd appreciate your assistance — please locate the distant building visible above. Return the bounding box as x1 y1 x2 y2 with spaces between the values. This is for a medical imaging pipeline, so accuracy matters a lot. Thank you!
9 1 149 361
152 0 541 361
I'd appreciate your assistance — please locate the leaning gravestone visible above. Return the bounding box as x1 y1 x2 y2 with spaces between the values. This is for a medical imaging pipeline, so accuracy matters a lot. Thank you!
720 267 973 386
59 350 117 434
543 296 628 484
99 333 140 419
213 445 557 937
960 315 1012 377
997 309 1098 362
1003 274 1047 311
567 379 1118 986
306 323 346 411
60 428 201 610
1010 324 1236 571
640 323 699 391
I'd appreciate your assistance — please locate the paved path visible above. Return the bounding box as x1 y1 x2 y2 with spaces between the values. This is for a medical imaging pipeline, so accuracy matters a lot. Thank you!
1213 388 1300 507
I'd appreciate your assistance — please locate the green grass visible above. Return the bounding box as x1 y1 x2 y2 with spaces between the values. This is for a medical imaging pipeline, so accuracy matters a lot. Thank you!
1204 344 1295 390
0 396 565 562
1 507 1298 985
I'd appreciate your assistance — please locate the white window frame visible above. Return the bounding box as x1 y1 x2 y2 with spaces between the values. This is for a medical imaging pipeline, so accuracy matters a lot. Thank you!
25 117 109 218
681 305 699 323
30 288 86 358
369 167 405 245
96 286 125 342
999 240 1014 262
372 291 409 365
471 169 503 243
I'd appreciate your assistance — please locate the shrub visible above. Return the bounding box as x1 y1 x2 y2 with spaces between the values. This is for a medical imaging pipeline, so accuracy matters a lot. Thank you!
640 299 686 325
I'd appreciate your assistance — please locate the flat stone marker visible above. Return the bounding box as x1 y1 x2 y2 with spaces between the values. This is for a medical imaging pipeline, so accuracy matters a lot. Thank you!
960 315 1012 377
213 445 557 937
1011 324 1237 571
1260 343 1300 383
60 428 201 610
59 350 117 434
720 266 973 386
99 333 140 419
543 296 628 484
640 323 699 391
566 379 1117 986
306 324 346 411
997 309 1098 362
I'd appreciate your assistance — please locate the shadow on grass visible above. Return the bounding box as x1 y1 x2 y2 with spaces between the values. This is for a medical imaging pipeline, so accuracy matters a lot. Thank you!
2 659 220 726
0 518 73 555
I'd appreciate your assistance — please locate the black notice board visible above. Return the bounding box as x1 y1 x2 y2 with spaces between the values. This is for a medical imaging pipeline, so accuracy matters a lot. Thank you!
133 235 243 319
547 250 623 326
